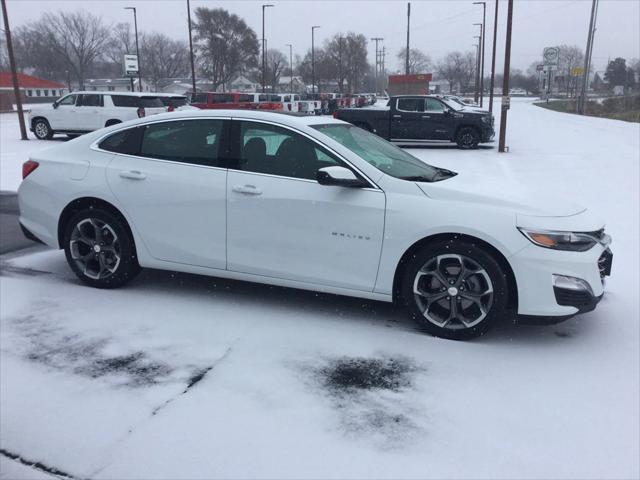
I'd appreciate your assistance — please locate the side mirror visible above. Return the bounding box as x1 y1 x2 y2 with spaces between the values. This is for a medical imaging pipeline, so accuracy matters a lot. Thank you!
52 102 59 109
317 166 366 188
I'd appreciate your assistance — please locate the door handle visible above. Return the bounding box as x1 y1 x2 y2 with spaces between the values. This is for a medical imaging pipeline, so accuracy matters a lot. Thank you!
119 170 146 180
232 184 262 195
421 115 431 119
392 114 402 119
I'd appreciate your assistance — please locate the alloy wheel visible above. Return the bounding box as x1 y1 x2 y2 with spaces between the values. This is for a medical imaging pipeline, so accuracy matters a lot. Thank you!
413 254 494 330
69 218 121 280
35 121 49 139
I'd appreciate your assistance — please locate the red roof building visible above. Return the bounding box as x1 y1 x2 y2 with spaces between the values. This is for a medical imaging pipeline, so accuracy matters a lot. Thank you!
0 72 67 111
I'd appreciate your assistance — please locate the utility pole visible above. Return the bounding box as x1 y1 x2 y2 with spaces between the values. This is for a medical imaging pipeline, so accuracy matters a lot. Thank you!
311 25 320 95
186 0 196 95
488 0 499 113
498 0 513 153
371 37 383 94
474 2 486 107
578 0 598 114
1 0 27 140
285 43 293 93
261 4 274 93
125 7 142 91
405 2 411 75
381 46 386 93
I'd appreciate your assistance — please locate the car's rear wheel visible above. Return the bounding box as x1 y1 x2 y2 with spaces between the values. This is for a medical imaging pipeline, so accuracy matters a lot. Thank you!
63 208 140 288
455 127 480 149
33 119 53 140
401 239 509 340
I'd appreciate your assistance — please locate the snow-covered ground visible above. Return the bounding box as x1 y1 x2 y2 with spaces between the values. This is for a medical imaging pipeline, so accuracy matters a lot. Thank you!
1 99 639 479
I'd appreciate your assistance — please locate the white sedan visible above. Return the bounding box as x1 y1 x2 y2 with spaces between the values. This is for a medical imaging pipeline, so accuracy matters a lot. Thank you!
18 110 612 340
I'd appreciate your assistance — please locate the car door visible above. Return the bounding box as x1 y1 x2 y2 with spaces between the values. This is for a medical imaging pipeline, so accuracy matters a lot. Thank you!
75 93 104 130
226 120 386 292
104 118 229 269
423 98 455 140
49 93 78 130
390 97 429 141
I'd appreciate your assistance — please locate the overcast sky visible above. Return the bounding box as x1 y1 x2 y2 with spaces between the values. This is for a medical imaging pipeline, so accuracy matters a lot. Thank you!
6 0 640 74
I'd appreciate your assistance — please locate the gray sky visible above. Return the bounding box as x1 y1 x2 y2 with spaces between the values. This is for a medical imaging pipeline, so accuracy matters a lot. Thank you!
6 0 640 74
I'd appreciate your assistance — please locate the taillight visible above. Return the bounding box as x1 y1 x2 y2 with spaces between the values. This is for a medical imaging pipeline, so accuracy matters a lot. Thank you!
22 160 39 179
167 105 174 112
137 107 146 118
332 111 338 119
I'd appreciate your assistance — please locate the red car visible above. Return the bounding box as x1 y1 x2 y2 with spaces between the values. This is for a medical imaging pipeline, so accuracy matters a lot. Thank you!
189 92 257 110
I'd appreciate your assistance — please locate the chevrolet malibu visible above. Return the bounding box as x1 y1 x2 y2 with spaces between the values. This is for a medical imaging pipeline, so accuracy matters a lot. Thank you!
18 110 612 340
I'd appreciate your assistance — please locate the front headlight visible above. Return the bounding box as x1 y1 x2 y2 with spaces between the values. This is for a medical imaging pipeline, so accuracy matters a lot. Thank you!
481 115 492 124
517 228 604 252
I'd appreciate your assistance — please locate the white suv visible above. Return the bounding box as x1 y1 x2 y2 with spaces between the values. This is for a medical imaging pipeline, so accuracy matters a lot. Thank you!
28 91 167 140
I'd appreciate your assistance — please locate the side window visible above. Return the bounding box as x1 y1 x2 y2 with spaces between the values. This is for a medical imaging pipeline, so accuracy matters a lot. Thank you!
99 127 142 155
58 94 77 106
425 98 445 112
78 94 103 107
238 121 341 181
111 95 138 107
396 98 424 112
139 120 225 167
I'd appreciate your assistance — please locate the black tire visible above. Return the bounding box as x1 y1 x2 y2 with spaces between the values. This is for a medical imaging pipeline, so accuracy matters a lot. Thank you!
63 207 140 289
33 118 53 140
401 238 510 340
455 126 480 149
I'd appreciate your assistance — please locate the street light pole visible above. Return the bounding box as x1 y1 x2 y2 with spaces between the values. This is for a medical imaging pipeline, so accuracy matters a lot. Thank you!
125 7 142 92
1 0 27 140
311 25 320 95
405 2 411 75
474 2 486 107
285 43 293 93
186 0 196 95
488 0 499 113
261 4 274 94
473 25 482 102
498 0 513 153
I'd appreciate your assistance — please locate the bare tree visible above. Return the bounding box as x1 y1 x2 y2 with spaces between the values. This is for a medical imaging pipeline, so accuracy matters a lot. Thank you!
31 11 112 89
265 48 287 92
140 33 190 90
192 7 259 91
105 23 135 66
436 51 475 94
557 45 585 97
0 36 9 71
396 48 432 74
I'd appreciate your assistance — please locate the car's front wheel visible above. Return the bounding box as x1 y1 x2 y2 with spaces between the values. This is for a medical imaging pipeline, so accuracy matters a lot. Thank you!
455 127 480 149
63 208 140 288
401 238 510 340
33 119 53 140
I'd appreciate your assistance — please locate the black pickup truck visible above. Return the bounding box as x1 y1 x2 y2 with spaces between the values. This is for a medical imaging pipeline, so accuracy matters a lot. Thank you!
334 95 494 149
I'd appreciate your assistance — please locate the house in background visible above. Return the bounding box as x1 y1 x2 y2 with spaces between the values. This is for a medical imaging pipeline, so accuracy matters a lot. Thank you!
229 75 260 92
156 78 214 95
0 72 66 110
81 78 151 93
277 76 305 93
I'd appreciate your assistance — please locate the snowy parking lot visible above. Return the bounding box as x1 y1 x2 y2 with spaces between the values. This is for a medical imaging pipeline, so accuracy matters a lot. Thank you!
1 99 639 479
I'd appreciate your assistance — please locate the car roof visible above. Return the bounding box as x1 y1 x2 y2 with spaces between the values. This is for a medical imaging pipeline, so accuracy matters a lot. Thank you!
67 91 166 97
126 109 347 127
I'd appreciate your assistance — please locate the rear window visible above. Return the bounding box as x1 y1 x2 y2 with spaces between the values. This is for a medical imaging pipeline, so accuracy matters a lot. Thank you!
110 95 163 108
160 97 188 108
99 127 142 155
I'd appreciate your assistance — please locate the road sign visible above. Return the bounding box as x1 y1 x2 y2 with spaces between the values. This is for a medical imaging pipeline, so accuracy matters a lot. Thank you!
502 95 511 109
543 47 559 65
536 64 544 71
123 54 139 76
571 66 585 76
542 65 558 73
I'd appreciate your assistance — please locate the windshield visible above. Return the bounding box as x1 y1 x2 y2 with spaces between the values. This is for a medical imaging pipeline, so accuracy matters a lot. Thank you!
312 124 454 182
441 98 463 110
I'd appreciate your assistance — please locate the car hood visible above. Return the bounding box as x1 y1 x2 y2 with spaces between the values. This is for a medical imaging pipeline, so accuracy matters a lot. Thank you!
417 172 585 218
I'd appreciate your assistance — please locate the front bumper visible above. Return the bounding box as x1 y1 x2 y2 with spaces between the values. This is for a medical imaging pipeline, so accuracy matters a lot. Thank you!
481 126 495 142
510 242 611 318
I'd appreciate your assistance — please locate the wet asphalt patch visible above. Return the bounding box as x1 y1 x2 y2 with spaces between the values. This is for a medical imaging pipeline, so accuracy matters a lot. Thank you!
313 356 426 448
